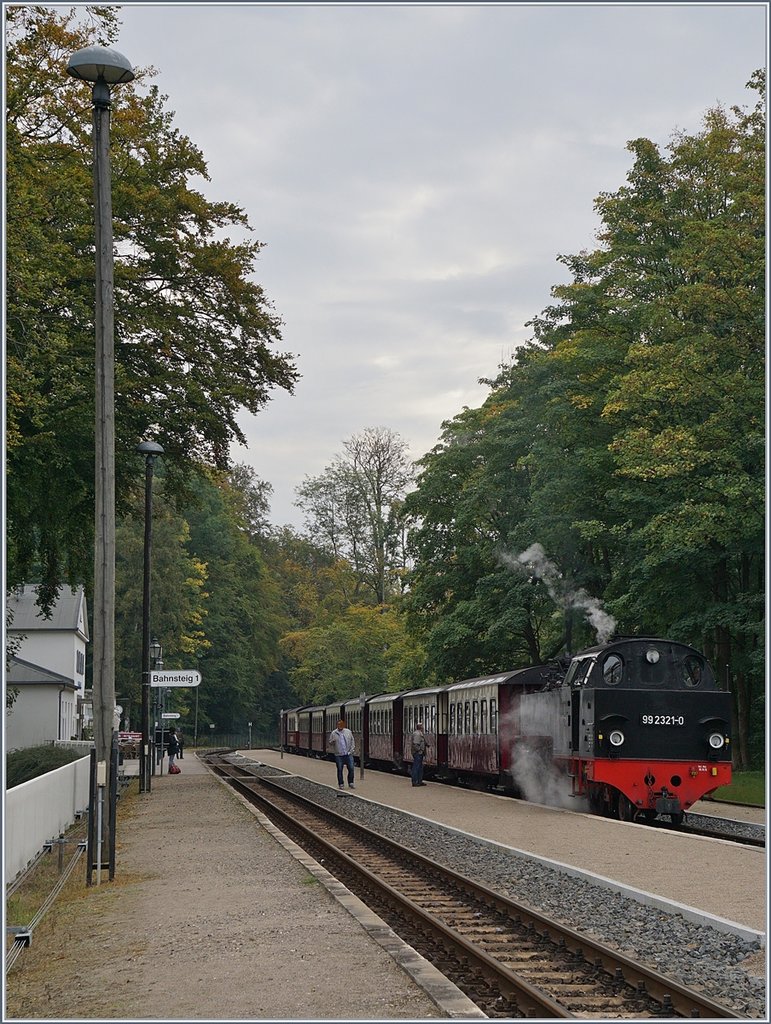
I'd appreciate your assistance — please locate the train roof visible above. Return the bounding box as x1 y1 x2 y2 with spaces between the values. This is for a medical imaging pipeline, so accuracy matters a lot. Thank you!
366 691 404 706
570 637 706 658
400 685 450 699
445 666 550 692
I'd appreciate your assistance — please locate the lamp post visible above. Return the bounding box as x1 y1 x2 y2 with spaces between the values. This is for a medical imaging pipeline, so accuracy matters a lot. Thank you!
66 45 135 837
138 440 164 792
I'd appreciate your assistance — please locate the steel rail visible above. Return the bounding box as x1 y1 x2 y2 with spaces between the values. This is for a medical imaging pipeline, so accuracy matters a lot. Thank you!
206 755 747 1019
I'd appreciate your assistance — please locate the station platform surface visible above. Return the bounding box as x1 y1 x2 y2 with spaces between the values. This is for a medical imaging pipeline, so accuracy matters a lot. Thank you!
243 747 766 939
5 751 465 1020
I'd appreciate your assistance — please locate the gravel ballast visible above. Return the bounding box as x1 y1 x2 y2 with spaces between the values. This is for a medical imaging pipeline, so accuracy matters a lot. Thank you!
242 758 766 1019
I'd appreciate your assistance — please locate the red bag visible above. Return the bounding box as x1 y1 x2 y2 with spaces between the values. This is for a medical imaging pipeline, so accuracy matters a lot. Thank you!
169 763 181 774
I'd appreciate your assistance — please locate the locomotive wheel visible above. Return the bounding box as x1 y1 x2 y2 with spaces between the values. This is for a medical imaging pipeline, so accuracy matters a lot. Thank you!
617 795 636 822
588 786 606 816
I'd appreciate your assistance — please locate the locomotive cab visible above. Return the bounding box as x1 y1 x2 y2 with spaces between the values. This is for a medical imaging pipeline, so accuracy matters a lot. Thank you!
564 638 732 821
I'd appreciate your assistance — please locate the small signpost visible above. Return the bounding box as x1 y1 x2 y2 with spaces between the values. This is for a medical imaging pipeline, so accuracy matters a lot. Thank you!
162 712 181 719
150 670 201 688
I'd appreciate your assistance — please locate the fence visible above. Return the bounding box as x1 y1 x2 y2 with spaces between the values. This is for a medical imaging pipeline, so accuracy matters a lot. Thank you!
5 755 91 882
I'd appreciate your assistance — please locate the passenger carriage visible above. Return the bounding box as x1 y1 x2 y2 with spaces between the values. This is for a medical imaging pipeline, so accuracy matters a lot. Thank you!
443 667 555 786
282 705 308 754
296 704 328 757
367 691 405 768
402 687 448 775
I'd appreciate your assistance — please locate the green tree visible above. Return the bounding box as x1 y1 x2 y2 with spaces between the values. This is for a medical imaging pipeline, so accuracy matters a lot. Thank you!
296 427 414 605
114 487 209 730
6 7 298 604
183 470 289 734
280 604 433 705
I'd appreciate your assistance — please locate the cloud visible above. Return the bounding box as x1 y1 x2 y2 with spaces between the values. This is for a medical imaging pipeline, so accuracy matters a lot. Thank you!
115 4 764 527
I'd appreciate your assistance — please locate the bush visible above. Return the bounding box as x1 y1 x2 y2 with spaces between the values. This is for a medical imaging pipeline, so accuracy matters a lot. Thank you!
6 745 86 788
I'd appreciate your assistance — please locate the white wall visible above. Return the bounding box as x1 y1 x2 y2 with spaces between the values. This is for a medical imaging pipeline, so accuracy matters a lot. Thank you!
15 631 87 694
5 756 91 882
5 687 78 752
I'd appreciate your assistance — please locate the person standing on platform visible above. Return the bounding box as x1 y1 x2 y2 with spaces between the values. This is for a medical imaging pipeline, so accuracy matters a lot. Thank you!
177 730 184 759
411 722 427 786
328 719 356 789
167 726 181 773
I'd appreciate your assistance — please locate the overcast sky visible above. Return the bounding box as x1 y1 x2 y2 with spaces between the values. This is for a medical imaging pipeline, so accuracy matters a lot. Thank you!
113 3 765 529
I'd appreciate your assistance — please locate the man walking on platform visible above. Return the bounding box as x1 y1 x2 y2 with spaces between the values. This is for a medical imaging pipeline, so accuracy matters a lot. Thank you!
328 719 356 789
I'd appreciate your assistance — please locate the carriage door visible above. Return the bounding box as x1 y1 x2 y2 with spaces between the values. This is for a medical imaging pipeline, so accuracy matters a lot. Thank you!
436 691 449 767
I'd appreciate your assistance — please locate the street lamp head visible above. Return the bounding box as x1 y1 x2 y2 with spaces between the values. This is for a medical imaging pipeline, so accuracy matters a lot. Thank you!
150 637 162 662
67 46 135 85
137 440 164 458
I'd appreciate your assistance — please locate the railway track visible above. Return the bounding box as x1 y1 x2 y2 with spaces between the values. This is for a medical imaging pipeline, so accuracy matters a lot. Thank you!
204 753 747 1020
678 813 765 848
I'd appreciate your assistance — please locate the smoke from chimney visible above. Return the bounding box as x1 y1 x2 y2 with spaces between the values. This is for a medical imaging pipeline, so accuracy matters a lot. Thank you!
500 542 617 645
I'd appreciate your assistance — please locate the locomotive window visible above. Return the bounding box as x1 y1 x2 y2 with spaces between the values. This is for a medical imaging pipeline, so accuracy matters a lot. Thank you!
603 654 623 686
566 658 592 687
683 656 703 687
472 700 480 733
491 699 498 734
481 699 488 734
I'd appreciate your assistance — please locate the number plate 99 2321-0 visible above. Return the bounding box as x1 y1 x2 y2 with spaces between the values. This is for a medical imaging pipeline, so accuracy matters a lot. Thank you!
640 714 685 726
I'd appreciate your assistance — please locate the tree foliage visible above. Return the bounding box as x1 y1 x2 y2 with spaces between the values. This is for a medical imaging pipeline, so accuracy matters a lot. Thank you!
5 6 298 602
296 427 414 604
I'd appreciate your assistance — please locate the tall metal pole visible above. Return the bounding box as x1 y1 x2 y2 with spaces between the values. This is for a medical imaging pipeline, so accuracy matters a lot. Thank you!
67 43 135 865
138 442 163 792
91 76 116 833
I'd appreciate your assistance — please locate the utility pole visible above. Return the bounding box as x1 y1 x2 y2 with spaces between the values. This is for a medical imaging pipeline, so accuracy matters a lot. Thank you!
66 45 135 858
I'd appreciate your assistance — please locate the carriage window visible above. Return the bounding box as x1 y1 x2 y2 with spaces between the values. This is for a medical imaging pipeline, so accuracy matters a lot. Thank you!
603 654 623 686
464 702 471 733
490 699 498 734
449 703 456 735
683 656 703 688
472 700 480 733
430 705 436 732
481 699 488 734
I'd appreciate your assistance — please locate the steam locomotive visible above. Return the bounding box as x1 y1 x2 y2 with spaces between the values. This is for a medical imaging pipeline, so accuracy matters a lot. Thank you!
281 636 732 822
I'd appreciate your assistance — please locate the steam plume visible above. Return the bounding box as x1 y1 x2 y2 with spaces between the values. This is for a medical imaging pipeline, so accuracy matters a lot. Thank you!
501 542 617 645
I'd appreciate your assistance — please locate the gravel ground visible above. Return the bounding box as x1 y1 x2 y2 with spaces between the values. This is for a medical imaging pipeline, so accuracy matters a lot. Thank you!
249 762 766 1019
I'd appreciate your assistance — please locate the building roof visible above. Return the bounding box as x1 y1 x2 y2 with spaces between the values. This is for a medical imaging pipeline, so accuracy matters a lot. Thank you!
7 656 77 690
6 584 89 640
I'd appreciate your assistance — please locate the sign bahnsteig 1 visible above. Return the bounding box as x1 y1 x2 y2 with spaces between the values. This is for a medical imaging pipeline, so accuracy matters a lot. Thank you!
149 670 202 688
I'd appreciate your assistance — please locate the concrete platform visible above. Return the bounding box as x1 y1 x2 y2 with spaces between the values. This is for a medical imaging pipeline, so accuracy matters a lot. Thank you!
243 747 767 941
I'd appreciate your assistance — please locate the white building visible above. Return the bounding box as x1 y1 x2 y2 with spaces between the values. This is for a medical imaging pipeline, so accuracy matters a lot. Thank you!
5 584 89 751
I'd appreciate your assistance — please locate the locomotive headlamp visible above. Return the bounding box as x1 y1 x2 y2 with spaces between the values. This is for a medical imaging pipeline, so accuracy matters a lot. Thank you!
708 733 725 749
609 730 625 747
645 649 660 664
